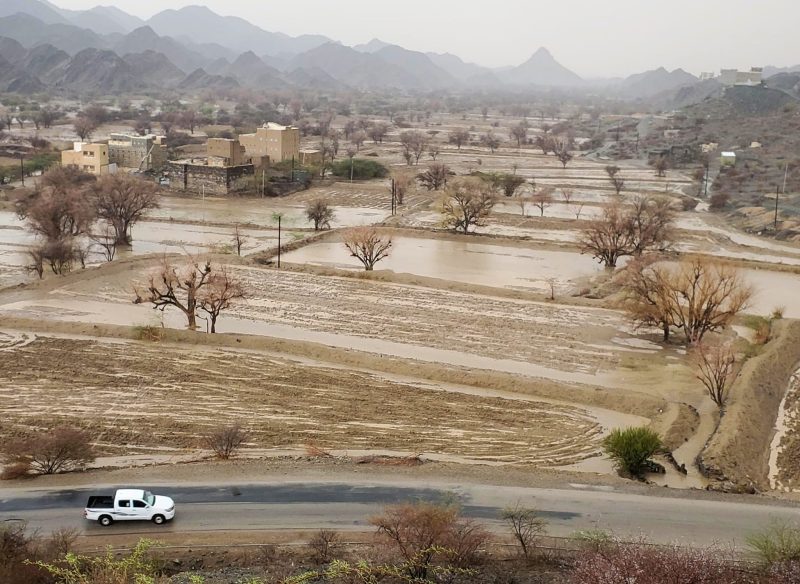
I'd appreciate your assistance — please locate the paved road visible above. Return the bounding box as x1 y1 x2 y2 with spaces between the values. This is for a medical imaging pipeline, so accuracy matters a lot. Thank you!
2 480 798 547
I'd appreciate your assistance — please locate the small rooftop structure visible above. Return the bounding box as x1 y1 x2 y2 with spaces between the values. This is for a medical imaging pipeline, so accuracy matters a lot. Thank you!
720 151 737 167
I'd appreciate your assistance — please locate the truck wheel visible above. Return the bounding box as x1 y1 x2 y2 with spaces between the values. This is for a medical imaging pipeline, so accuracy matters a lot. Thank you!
152 514 166 525
98 515 113 527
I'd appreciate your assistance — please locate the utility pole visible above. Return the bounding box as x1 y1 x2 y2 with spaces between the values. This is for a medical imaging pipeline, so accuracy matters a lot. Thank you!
774 185 780 231
703 162 710 199
391 178 396 216
19 154 24 187
277 214 282 268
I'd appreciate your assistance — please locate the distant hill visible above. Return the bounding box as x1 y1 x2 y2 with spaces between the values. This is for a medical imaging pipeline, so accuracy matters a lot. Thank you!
723 84 799 115
502 47 582 87
0 54 45 93
122 50 185 87
0 36 26 62
0 0 66 24
426 52 490 82
767 72 800 97
52 47 138 93
353 38 392 53
619 67 698 99
147 5 330 57
374 45 456 89
112 26 206 73
19 44 71 84
225 51 285 88
286 66 345 91
0 13 108 55
179 68 239 91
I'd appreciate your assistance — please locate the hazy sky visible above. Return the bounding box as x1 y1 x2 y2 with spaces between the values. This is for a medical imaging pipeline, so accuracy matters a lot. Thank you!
52 0 800 77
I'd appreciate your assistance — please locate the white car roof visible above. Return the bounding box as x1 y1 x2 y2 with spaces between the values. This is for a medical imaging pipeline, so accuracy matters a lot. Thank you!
116 489 146 499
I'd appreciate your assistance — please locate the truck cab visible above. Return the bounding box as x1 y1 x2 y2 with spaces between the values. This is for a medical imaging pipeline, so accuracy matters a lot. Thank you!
85 489 175 526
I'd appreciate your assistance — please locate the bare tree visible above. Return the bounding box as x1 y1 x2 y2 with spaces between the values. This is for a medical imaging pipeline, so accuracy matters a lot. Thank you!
231 224 248 256
652 156 669 177
306 199 335 231
91 174 159 245
441 178 496 234
510 122 528 148
350 130 367 152
481 131 500 153
400 130 428 164
500 174 526 197
417 163 450 191
198 268 245 333
204 424 248 459
606 165 625 195
531 188 554 217
3 427 95 475
73 117 97 141
134 259 213 330
26 247 45 279
391 170 414 205
91 225 118 263
343 227 392 271
693 341 737 409
369 122 390 144
428 145 441 161
16 168 96 241
502 503 547 559
622 260 752 344
535 135 555 155
448 129 471 150
555 146 574 168
575 202 585 220
561 188 574 205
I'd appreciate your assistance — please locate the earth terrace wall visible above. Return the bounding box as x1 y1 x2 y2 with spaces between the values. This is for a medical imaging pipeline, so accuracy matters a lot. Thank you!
699 319 800 491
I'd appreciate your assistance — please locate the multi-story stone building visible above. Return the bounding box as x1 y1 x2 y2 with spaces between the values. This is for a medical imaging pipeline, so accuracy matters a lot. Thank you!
239 122 300 163
61 142 114 175
107 133 167 171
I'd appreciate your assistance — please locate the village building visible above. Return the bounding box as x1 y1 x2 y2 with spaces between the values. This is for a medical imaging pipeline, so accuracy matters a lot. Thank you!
164 138 267 195
61 142 115 176
719 68 763 87
239 122 300 163
107 133 167 171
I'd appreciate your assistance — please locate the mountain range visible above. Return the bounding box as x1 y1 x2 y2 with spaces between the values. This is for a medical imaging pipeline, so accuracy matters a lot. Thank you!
0 0 793 100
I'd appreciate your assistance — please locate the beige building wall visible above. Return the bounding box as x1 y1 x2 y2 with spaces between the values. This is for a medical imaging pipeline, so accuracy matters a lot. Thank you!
61 142 111 175
239 123 300 163
207 138 246 166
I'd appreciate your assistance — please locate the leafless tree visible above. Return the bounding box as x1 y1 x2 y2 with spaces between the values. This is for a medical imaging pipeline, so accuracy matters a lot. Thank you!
198 268 246 333
441 178 496 234
231 224 248 256
561 188 574 205
350 130 367 152
554 141 573 168
531 188 554 217
502 503 547 559
91 225 118 262
575 202 585 220
428 145 441 161
400 130 428 164
306 199 335 231
693 341 737 409
308 529 340 564
369 122 390 144
343 227 392 271
652 156 669 177
510 122 528 148
135 259 218 330
392 170 414 205
535 135 555 155
500 174 526 197
204 424 248 459
91 174 159 245
606 165 625 195
449 129 471 150
3 427 95 475
417 163 450 191
26 247 45 279
481 131 500 153
73 117 97 141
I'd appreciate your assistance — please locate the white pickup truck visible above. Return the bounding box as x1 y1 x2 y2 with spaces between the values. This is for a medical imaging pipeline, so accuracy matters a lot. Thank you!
84 489 176 526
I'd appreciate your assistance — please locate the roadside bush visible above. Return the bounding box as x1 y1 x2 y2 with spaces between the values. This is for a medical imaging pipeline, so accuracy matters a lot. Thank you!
570 541 746 583
307 529 339 564
4 427 95 475
204 424 248 460
601 426 662 478
370 501 490 579
0 522 51 584
1 461 32 480
748 522 800 566
709 192 731 210
330 159 388 180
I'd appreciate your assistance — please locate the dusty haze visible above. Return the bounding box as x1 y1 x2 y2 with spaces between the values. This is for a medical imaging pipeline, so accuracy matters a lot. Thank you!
52 0 800 77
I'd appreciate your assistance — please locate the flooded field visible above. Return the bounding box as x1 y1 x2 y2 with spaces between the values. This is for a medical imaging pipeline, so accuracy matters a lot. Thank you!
282 235 604 292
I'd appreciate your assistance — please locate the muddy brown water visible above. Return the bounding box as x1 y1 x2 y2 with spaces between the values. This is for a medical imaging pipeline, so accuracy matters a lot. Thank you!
281 236 607 292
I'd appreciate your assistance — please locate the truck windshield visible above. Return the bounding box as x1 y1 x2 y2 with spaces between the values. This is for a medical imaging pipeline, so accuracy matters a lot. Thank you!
143 491 155 506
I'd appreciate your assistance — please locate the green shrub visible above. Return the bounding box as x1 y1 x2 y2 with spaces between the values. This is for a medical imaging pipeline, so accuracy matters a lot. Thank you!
602 426 662 477
330 159 388 180
747 522 800 566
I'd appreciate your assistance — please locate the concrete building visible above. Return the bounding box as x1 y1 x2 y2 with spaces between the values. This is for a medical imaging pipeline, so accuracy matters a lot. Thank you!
239 122 300 163
61 142 114 175
108 133 167 171
299 148 323 166
719 68 763 87
721 151 737 167
164 138 263 196
207 138 247 166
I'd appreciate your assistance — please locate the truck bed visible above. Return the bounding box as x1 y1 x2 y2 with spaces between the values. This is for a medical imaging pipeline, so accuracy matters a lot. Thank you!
86 495 114 509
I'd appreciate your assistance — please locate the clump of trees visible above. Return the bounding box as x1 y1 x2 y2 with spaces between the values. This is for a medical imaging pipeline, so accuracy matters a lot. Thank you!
579 195 674 268
606 165 625 195
204 424 248 459
343 227 392 271
400 130 429 165
602 426 662 478
441 178 496 234
134 259 245 333
15 168 160 277
329 159 388 179
417 163 450 191
622 259 752 343
305 199 334 231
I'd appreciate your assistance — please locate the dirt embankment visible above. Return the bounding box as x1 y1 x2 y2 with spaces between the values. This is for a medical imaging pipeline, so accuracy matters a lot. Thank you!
699 319 800 491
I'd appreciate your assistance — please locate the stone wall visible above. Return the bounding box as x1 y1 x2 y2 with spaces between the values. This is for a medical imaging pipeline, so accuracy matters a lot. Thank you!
165 161 254 196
